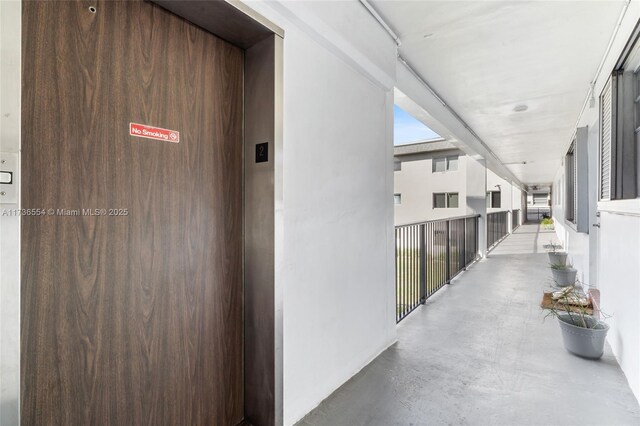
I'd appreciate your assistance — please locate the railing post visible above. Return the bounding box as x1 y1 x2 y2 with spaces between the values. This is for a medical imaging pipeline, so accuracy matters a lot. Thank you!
419 224 426 303
473 215 480 260
445 220 451 283
462 218 467 268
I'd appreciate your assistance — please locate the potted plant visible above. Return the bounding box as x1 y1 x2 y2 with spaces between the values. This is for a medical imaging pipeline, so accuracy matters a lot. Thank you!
547 241 567 266
541 217 554 230
550 261 577 287
544 286 609 359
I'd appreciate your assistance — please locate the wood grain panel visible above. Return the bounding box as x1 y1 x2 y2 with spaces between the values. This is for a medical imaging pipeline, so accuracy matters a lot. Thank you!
21 1 244 424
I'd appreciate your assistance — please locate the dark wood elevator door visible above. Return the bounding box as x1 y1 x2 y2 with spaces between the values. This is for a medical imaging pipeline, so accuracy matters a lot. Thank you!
21 1 244 424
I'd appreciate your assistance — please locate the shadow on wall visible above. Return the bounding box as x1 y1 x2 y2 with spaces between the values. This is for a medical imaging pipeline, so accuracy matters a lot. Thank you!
466 195 486 215
0 398 18 426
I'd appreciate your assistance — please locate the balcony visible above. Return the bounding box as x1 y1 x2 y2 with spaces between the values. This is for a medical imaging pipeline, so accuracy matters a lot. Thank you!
299 223 640 425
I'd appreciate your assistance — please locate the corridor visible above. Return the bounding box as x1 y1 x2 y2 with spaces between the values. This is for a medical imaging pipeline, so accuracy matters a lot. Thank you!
299 224 640 425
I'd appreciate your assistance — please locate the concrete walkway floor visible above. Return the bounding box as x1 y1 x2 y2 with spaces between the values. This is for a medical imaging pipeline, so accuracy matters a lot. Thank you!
298 224 640 426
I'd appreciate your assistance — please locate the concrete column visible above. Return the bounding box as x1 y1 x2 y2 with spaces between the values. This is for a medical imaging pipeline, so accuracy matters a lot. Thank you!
466 156 488 258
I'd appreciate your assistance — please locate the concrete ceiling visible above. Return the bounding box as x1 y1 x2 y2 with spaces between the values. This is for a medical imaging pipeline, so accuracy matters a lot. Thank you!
372 0 627 185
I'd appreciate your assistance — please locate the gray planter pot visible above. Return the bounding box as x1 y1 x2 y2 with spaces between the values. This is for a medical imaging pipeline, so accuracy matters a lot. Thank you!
548 252 567 266
551 267 577 287
558 313 609 359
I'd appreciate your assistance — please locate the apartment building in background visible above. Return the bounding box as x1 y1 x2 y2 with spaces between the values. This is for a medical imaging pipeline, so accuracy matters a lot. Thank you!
394 139 524 226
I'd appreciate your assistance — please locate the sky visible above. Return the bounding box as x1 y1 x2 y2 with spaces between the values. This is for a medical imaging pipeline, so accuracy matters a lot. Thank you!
394 105 441 146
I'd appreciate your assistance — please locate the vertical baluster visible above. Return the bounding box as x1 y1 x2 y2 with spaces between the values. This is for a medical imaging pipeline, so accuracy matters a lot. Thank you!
435 222 439 290
415 225 419 307
428 222 432 296
439 221 444 288
408 226 411 311
397 227 400 321
411 225 415 310
400 227 404 320
413 225 420 306
405 227 409 318
400 227 403 320
402 227 410 316
398 227 402 321
409 226 416 309
447 220 456 282
395 227 398 321
416 225 419 306
457 219 460 269
420 224 425 303
440 221 449 287
427 222 432 296
403 227 407 318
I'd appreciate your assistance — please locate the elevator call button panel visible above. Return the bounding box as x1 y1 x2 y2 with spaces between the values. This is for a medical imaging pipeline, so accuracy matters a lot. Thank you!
0 152 18 204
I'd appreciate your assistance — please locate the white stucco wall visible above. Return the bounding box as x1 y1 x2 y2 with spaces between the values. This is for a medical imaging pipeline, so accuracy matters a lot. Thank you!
551 165 592 285
511 185 524 217
244 2 398 424
465 156 488 254
280 29 396 425
486 169 513 212
552 1 640 404
394 150 468 225
598 210 640 401
552 137 639 403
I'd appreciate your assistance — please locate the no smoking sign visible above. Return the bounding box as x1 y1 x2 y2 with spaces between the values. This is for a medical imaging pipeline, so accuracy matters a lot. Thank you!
129 122 180 143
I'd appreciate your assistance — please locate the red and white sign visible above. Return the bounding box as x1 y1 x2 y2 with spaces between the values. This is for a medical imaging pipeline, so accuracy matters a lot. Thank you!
129 123 180 143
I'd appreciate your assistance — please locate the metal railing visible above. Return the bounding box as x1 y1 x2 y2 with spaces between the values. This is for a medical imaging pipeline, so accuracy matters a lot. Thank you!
511 209 521 231
395 215 479 323
487 211 508 249
526 206 550 222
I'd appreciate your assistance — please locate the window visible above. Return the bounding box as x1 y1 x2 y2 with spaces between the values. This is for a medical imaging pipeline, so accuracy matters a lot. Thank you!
599 28 640 200
447 156 458 171
565 142 576 223
533 193 548 206
394 193 402 205
433 192 459 208
447 193 459 208
487 191 501 208
565 128 589 232
432 155 459 172
600 76 613 200
447 192 458 208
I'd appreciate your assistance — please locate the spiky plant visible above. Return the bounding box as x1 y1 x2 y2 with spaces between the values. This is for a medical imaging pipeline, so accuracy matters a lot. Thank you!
543 281 608 329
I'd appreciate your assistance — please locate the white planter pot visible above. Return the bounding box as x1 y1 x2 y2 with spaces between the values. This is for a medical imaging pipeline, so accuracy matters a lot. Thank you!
551 267 577 287
557 313 609 359
548 252 567 266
